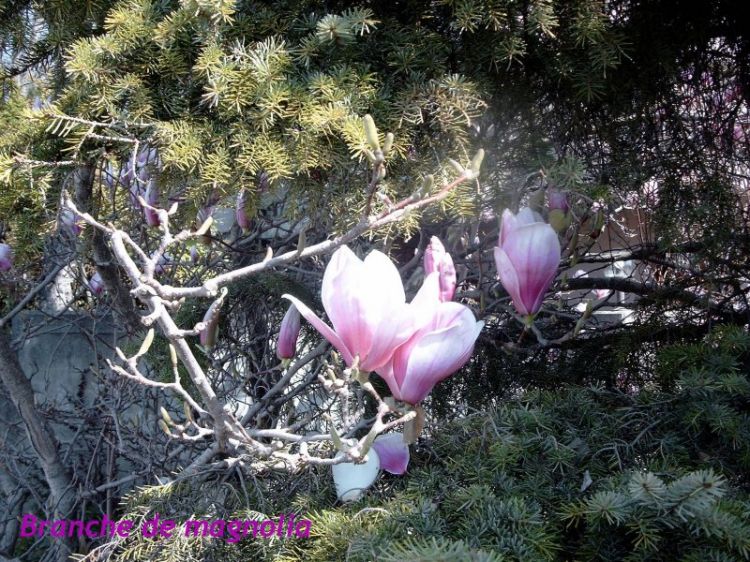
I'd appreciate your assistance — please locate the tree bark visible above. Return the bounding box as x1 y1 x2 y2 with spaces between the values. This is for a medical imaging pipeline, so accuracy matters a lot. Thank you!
0 331 74 560
74 164 143 334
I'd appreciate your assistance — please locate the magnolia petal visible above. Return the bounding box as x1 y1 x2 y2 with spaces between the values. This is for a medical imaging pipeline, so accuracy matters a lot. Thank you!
516 207 544 226
332 451 379 502
372 359 402 401
282 294 354 366
438 252 457 302
493 246 527 315
397 304 483 404
374 273 441 391
500 207 543 247
236 189 251 230
363 250 406 305
363 305 413 372
409 272 441 326
424 236 446 275
498 208 517 247
359 250 410 370
321 247 373 361
320 247 410 372
372 433 410 475
144 181 161 227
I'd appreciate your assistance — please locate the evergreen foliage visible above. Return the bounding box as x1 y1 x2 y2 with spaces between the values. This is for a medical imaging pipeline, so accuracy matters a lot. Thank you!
101 326 750 561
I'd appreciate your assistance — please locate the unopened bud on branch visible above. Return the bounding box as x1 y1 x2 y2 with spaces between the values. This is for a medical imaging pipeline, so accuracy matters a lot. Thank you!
363 114 380 151
236 189 251 232
89 272 105 296
383 132 394 155
0 243 13 272
424 237 457 302
277 304 301 360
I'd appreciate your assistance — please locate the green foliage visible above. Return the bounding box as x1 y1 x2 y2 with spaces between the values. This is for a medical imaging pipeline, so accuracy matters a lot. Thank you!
102 327 750 561
1 0 629 262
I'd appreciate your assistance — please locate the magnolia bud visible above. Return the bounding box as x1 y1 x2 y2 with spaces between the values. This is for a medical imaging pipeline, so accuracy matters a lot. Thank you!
447 158 465 175
89 271 105 296
277 304 301 359
258 171 270 192
467 148 485 178
104 162 117 191
158 419 171 436
383 132 394 155
363 114 380 151
60 209 82 237
160 406 174 426
424 236 457 302
137 146 158 167
200 301 222 350
236 189 251 231
547 188 570 213
154 253 172 276
120 163 134 189
144 181 161 227
0 243 13 272
547 188 571 233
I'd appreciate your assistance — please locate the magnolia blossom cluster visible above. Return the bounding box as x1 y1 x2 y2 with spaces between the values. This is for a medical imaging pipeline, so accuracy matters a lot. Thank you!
284 242 483 406
280 241 482 494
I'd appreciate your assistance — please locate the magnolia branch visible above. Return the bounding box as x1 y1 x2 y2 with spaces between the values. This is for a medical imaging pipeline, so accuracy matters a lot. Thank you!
62 159 475 474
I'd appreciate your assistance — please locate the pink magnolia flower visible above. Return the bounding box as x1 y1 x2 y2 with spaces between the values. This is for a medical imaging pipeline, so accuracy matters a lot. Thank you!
89 272 105 296
372 433 410 475
375 273 483 405
283 246 415 372
0 243 13 271
424 236 457 302
277 305 301 360
494 208 561 317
